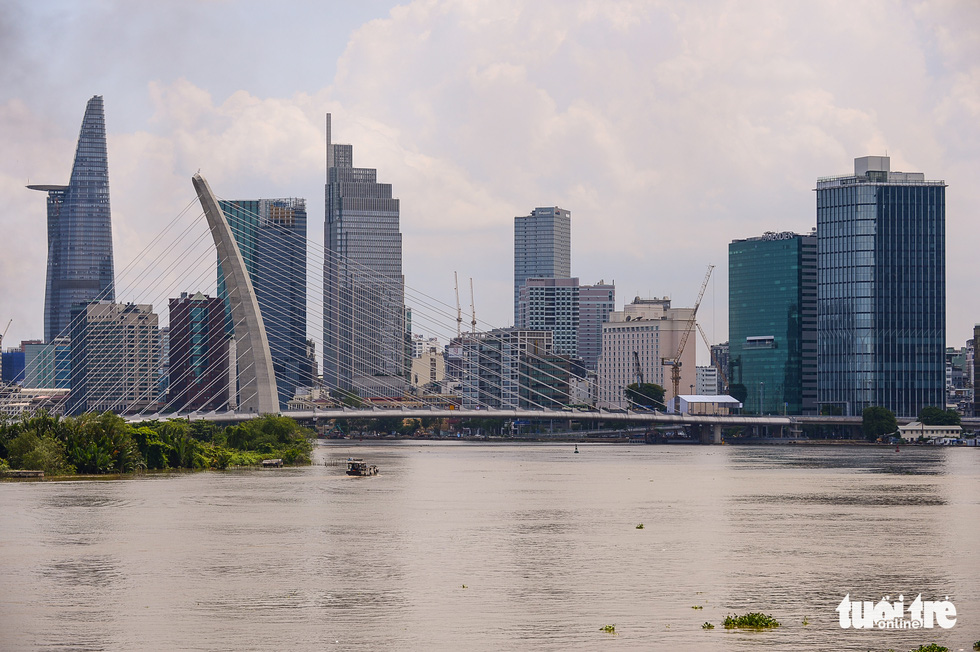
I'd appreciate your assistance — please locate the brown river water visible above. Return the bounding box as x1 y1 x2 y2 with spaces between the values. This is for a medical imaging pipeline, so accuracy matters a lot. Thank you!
1 441 978 651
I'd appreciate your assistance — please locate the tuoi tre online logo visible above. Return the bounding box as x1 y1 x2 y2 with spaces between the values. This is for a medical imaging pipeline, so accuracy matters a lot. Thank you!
836 594 956 630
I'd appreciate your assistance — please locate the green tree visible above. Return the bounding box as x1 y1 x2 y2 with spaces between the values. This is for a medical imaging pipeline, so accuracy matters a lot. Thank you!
918 406 961 426
7 430 71 475
399 418 422 436
862 406 897 441
624 383 666 410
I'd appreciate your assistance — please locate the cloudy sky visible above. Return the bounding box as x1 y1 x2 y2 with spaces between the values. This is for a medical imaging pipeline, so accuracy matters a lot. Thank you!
1 0 978 363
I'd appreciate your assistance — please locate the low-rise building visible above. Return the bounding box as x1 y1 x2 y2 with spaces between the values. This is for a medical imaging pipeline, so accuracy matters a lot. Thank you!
674 394 742 415
898 421 962 441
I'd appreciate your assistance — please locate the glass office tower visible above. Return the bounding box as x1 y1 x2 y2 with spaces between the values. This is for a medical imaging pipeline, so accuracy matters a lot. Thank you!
219 198 309 409
816 156 946 417
729 231 817 415
29 96 115 343
323 114 406 398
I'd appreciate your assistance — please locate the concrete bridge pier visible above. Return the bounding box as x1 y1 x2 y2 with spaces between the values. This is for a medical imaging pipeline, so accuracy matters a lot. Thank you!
700 424 723 445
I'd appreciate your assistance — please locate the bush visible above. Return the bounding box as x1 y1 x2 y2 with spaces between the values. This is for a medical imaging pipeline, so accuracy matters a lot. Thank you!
7 431 71 475
723 613 780 629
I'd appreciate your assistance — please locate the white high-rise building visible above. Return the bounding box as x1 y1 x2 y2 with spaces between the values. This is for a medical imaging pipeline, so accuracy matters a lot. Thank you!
597 297 695 409
696 365 720 395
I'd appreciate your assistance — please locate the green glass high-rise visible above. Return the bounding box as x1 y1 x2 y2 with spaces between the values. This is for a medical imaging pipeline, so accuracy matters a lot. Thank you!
729 231 817 414
218 198 308 410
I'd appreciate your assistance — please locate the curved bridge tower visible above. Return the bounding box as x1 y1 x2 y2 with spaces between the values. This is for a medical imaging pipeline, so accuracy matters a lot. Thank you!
192 173 279 414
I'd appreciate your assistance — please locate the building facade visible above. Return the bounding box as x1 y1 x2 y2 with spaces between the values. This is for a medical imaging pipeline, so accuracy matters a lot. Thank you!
579 281 616 372
29 96 115 343
597 297 695 409
729 230 817 415
460 329 553 409
167 292 230 412
410 348 446 390
514 207 571 326
22 338 71 389
2 350 26 385
518 277 580 356
710 341 730 393
323 114 407 399
219 197 309 409
519 352 571 409
68 302 158 415
816 156 946 417
696 365 719 395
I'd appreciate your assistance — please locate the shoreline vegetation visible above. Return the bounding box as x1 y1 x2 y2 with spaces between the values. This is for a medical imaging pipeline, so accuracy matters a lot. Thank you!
0 411 313 479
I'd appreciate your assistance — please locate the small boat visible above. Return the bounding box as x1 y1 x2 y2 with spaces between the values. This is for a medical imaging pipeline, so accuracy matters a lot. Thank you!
346 458 379 476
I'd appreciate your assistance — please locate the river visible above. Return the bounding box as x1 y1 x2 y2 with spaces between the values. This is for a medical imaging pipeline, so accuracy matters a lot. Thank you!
1 441 978 651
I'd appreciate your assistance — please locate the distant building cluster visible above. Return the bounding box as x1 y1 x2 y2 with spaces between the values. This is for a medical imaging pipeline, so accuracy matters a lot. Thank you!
0 97 961 421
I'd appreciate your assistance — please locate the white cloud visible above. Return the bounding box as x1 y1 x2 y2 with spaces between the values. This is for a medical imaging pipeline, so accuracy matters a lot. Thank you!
1 0 978 360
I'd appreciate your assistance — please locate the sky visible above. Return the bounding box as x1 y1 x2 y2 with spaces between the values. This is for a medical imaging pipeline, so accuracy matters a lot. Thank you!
1 0 978 364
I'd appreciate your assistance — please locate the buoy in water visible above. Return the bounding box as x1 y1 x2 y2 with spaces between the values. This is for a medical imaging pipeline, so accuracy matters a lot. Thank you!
574 445 579 453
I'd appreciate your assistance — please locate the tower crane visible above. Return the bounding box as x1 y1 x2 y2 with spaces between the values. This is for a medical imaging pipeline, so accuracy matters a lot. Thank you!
454 272 462 338
661 264 714 411
1 319 10 347
469 278 477 333
696 322 728 393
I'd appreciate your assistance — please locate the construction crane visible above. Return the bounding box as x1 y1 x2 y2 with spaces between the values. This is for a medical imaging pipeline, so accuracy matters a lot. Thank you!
661 264 714 410
0 319 10 346
454 272 462 338
696 322 728 393
469 278 477 333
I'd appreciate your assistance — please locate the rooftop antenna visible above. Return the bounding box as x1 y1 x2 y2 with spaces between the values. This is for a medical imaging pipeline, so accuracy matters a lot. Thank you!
469 278 477 333
454 271 462 338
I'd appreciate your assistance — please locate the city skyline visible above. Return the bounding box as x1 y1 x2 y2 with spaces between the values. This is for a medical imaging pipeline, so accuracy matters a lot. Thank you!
1 2 978 361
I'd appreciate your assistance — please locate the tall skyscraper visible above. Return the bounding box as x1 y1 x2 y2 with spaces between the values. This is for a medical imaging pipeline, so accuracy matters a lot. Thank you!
816 156 946 417
219 198 308 409
29 96 115 343
323 114 406 398
729 230 817 415
68 302 158 416
514 206 571 326
579 281 616 372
